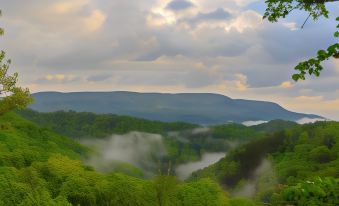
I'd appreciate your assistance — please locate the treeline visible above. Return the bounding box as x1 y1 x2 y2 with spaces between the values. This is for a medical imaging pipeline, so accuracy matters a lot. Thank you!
18 110 198 139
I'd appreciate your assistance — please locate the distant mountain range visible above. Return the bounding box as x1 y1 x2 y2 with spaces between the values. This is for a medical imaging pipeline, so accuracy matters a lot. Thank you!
30 91 323 125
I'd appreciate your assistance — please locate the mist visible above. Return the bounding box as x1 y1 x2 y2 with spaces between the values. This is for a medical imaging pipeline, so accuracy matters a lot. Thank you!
176 152 226 180
297 117 326 124
82 132 167 176
242 120 268 126
232 158 273 197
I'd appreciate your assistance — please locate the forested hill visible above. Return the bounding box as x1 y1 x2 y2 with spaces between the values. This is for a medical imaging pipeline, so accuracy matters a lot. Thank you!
30 91 322 125
190 121 339 205
17 109 264 174
0 112 258 205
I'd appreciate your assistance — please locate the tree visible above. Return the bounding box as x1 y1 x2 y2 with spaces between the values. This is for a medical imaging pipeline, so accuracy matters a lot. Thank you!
0 10 32 115
264 0 339 81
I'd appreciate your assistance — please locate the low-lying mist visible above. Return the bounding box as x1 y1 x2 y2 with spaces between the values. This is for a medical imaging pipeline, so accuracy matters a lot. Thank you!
176 152 226 180
232 158 275 198
82 132 167 177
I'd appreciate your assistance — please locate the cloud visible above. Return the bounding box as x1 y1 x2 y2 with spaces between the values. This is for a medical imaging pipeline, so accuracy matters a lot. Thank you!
87 74 113 82
35 74 80 84
185 8 231 25
242 120 268 126
235 73 249 91
166 0 195 11
52 0 90 14
1 0 339 120
84 9 106 32
296 118 326 124
280 81 294 88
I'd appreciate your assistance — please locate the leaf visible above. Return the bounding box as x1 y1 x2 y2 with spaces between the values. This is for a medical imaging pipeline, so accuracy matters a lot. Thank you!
292 74 300 81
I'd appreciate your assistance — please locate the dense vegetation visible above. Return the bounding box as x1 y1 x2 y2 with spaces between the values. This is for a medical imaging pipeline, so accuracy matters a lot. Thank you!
2 109 338 205
191 121 339 205
0 112 256 206
18 110 263 172
18 109 198 138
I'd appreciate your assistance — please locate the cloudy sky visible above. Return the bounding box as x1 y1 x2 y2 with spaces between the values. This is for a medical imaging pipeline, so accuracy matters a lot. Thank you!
1 0 338 120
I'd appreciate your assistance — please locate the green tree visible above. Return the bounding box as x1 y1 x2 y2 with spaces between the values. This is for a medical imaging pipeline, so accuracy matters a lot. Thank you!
264 0 339 81
0 10 32 115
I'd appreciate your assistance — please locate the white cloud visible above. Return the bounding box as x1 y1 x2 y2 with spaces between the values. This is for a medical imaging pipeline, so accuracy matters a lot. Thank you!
296 118 326 124
242 120 268 126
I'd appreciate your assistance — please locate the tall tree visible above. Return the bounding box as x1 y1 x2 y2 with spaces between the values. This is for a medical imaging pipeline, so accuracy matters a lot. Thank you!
264 0 339 81
0 10 32 115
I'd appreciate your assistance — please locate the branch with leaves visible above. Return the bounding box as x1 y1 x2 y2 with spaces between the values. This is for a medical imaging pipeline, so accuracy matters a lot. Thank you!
264 0 339 81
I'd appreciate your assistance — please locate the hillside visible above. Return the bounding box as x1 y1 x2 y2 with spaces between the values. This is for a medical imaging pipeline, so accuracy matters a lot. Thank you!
18 110 263 176
190 121 339 205
0 113 256 206
0 112 88 167
30 92 322 125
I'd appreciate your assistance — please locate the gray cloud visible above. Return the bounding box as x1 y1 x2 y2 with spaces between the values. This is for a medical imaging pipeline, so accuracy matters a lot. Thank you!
166 0 195 11
185 8 231 25
87 74 113 82
1 0 339 119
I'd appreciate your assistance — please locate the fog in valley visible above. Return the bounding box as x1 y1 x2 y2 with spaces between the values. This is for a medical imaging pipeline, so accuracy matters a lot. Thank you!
81 132 167 176
176 152 226 180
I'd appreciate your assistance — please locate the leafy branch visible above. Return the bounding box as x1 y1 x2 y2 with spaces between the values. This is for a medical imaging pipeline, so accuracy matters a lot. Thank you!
264 0 339 81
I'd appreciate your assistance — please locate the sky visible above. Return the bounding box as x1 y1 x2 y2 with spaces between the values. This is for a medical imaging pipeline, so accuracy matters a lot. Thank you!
0 0 339 120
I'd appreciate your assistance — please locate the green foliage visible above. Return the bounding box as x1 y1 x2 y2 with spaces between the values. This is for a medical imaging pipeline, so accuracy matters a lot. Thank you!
264 0 330 22
228 197 257 206
276 177 339 205
176 178 229 206
0 112 87 168
0 12 32 115
18 109 198 139
250 119 298 133
264 1 339 81
18 109 262 174
191 121 339 205
292 41 339 81
0 112 246 205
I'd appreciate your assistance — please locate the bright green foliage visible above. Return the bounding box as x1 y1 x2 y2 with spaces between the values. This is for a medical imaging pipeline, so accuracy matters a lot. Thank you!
0 112 242 205
264 1 339 81
228 197 257 206
274 177 339 205
0 112 87 168
176 178 229 206
191 121 339 205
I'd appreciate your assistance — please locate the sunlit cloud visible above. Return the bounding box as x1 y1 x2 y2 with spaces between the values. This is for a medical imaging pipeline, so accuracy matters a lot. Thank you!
84 9 106 32
53 0 90 14
280 81 294 88
235 73 249 91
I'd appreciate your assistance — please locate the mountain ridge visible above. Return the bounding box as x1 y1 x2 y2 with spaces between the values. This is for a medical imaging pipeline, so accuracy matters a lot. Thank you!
30 91 323 125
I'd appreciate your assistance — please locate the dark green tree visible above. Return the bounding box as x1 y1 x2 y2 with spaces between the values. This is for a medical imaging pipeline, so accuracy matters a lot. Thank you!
264 0 339 81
